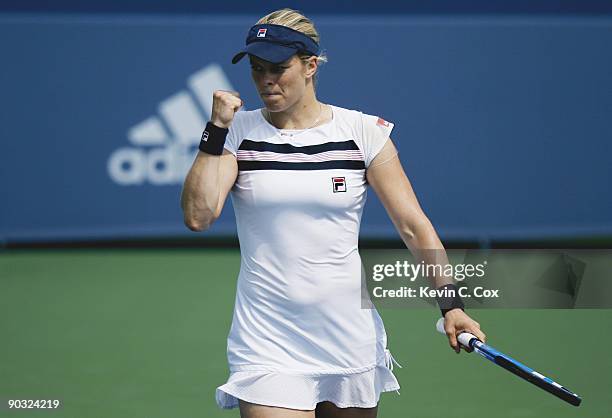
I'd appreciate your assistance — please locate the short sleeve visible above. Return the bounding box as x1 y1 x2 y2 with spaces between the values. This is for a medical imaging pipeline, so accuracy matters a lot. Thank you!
223 122 239 157
360 112 394 168
223 111 247 157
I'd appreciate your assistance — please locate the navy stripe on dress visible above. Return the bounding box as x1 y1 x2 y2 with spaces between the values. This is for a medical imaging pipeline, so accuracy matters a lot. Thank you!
238 139 360 154
238 160 365 171
236 139 365 171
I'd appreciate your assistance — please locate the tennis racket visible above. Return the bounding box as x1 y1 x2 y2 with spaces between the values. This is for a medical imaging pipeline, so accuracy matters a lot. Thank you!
435 317 582 406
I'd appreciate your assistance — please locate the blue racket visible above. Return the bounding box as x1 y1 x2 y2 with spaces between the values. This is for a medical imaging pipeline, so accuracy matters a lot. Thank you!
435 318 582 407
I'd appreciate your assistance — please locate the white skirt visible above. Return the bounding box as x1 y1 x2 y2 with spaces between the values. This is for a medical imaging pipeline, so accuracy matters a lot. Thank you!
215 348 402 410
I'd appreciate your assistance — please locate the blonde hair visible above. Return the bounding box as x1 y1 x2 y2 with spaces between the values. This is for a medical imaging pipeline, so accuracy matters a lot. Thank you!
256 8 328 67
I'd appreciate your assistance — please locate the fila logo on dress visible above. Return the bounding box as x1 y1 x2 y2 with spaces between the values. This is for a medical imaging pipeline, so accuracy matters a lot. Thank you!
332 177 347 193
257 28 267 38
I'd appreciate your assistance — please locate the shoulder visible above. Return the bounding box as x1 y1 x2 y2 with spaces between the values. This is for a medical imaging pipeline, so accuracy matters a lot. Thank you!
227 108 267 139
331 104 395 168
224 109 265 156
230 108 264 131
329 104 362 124
330 104 391 129
330 104 394 137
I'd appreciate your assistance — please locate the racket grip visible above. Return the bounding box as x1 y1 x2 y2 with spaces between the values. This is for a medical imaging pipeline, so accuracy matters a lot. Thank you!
435 317 479 348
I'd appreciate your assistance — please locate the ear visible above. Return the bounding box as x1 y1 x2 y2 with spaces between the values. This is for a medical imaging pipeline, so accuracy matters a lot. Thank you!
303 56 318 79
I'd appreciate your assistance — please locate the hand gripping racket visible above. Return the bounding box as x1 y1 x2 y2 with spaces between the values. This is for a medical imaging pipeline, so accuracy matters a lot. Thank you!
435 318 582 406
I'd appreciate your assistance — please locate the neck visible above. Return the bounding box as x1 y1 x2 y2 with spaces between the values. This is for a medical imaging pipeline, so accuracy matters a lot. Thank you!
266 88 322 130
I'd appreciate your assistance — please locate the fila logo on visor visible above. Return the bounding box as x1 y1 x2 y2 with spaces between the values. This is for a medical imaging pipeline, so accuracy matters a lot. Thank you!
257 28 267 38
332 177 346 193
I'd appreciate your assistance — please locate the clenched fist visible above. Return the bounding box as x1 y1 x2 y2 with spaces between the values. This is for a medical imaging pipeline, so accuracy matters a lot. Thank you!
210 90 243 129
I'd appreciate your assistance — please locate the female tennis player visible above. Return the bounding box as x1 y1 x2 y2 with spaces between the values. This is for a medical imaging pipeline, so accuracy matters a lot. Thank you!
181 8 486 418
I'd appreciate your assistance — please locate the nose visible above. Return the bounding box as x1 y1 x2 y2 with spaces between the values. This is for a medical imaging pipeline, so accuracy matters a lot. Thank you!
261 71 276 85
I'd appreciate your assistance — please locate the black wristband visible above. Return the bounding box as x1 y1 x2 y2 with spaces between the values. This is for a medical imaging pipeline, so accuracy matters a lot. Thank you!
199 122 229 155
435 283 465 317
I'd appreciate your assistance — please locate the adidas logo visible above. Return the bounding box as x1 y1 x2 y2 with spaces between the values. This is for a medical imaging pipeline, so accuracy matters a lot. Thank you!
107 63 239 185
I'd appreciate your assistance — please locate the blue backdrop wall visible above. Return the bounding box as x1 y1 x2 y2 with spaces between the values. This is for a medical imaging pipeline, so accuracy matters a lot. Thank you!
1 14 611 242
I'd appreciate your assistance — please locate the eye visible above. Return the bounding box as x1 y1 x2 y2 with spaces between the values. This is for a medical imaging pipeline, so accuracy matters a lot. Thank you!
272 66 289 73
250 64 263 72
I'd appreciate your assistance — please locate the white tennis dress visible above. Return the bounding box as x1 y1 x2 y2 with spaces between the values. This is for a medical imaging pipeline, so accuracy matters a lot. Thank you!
215 104 402 410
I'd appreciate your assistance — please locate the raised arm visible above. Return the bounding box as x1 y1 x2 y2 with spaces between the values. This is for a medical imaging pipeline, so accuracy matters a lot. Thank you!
181 149 237 231
180 90 242 231
366 138 486 352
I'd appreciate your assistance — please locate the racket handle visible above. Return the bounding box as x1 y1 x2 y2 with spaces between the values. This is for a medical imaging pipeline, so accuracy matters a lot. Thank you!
435 317 480 349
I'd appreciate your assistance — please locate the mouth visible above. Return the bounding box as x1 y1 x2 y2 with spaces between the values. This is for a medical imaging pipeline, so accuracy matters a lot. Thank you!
262 92 280 97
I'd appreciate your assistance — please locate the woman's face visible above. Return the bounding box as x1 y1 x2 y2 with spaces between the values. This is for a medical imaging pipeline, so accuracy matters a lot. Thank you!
249 54 316 112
